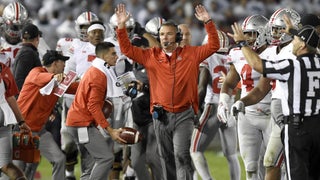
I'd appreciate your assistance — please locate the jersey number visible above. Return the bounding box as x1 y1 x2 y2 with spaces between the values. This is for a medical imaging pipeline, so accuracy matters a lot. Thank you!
240 64 254 92
212 65 227 93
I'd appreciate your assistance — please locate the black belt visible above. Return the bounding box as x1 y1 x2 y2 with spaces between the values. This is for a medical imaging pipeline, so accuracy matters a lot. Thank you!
284 115 303 128
284 114 320 128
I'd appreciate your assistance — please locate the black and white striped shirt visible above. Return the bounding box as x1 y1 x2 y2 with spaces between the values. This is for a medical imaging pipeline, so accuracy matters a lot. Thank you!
262 54 320 117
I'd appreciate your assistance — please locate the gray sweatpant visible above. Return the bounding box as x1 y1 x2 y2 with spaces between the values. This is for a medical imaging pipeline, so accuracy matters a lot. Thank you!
66 126 114 180
153 107 195 180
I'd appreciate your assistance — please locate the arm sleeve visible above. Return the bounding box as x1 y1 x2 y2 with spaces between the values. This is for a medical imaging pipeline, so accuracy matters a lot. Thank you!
192 21 220 63
87 78 109 128
116 28 151 65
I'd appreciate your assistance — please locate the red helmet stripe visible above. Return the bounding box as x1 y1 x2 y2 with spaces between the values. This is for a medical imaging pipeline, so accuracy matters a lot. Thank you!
14 2 19 22
270 8 284 24
221 32 226 48
87 12 91 22
242 16 252 30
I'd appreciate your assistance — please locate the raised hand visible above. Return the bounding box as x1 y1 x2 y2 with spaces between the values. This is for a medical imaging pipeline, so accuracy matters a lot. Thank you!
194 4 211 22
282 14 295 35
115 3 130 29
227 22 246 43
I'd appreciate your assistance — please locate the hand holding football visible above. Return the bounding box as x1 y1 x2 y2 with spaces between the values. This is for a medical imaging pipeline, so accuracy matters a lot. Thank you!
119 127 143 144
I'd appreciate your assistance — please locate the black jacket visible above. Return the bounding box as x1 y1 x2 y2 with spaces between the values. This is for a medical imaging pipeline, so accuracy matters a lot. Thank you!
13 43 42 91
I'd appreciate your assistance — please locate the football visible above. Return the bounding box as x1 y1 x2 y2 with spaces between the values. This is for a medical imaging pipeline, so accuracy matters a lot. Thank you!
119 127 143 144
102 99 113 119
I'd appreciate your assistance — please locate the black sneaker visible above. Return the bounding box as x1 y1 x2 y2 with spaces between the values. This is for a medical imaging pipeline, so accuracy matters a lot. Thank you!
66 176 76 180
124 176 136 180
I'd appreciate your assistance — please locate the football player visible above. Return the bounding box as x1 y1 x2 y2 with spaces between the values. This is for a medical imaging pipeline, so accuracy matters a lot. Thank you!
231 8 301 180
218 14 274 180
191 30 241 180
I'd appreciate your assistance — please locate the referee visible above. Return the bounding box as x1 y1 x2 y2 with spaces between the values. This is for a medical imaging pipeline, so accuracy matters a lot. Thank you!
229 23 320 179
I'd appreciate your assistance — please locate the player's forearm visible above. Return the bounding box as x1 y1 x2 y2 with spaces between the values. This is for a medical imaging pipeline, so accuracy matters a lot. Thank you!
241 46 264 73
241 77 272 106
240 87 265 106
6 96 25 122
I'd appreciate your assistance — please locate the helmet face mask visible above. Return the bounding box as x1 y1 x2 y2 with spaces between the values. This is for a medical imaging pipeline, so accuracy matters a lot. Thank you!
75 11 99 41
2 2 29 45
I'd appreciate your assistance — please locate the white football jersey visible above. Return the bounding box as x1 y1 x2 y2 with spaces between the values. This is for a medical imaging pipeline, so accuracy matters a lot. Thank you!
0 38 22 70
56 37 75 56
65 41 97 78
271 43 295 99
202 53 229 104
228 46 275 114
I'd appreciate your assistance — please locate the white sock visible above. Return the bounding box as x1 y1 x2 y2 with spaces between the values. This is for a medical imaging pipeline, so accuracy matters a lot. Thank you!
225 154 241 180
125 165 135 177
66 170 74 177
191 151 213 180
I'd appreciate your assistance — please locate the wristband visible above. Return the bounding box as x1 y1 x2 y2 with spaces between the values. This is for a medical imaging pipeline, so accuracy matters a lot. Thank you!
204 19 212 24
219 93 230 103
237 40 248 49
18 120 25 126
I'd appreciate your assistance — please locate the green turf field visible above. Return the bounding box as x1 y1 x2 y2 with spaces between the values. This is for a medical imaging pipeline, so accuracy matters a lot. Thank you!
37 150 246 179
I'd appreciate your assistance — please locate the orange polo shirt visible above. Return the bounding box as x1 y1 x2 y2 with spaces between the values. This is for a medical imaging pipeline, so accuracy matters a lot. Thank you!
117 21 220 114
66 66 109 129
17 67 78 132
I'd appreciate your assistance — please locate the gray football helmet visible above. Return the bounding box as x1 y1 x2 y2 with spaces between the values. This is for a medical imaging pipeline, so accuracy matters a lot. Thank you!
202 30 230 53
241 14 269 49
75 11 99 41
109 12 135 39
145 17 166 37
2 2 29 45
268 8 300 45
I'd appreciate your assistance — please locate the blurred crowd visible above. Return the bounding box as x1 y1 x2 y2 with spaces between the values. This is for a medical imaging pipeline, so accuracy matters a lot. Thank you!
1 0 319 47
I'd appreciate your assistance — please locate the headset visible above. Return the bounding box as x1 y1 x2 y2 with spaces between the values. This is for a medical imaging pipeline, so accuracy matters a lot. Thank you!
157 21 182 43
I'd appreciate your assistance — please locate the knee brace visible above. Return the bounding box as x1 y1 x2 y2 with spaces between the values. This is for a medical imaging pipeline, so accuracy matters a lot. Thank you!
246 161 258 172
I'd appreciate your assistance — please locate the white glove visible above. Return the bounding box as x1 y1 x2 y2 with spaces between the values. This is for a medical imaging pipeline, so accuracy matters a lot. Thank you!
217 93 230 125
230 100 245 120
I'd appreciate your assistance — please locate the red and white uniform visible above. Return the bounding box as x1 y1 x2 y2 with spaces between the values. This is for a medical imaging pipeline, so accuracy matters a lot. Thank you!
264 43 295 168
56 37 75 57
67 41 95 78
229 47 274 115
228 46 276 177
0 38 22 70
203 54 229 103
191 53 240 180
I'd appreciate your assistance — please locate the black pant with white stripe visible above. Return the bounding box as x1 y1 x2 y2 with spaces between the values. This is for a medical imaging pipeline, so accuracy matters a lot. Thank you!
282 116 320 180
